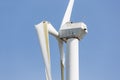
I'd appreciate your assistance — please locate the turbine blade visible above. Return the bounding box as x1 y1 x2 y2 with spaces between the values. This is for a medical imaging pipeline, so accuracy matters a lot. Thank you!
45 69 49 80
58 39 65 80
35 21 52 80
60 0 74 30
47 22 59 37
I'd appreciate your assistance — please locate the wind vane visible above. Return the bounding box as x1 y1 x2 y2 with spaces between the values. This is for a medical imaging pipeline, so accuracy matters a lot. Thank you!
35 0 88 80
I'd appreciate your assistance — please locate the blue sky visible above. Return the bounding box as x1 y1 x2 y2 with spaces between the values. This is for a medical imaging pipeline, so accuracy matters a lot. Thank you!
0 0 120 80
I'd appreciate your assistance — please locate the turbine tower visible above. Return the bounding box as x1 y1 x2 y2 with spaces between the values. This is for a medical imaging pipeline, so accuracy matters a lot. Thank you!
35 0 88 80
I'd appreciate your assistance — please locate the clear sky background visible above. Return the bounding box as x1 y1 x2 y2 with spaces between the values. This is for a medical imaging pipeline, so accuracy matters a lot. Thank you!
0 0 120 80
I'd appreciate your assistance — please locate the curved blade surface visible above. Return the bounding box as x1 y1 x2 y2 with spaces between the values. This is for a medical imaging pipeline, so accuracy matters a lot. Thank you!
60 0 74 30
35 21 52 80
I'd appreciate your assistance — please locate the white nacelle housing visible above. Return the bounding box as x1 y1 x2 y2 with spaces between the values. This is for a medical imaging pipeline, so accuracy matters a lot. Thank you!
59 22 88 41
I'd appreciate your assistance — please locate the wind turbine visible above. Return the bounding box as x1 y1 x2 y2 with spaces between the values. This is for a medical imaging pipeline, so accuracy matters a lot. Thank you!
35 0 88 80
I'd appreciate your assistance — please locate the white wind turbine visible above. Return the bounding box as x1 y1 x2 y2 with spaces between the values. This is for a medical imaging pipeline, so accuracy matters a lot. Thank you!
35 0 88 80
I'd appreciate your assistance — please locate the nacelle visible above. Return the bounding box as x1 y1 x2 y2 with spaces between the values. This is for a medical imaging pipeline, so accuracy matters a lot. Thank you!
59 22 88 41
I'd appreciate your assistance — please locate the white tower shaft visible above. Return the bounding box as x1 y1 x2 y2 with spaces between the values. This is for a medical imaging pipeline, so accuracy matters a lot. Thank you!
66 38 79 80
